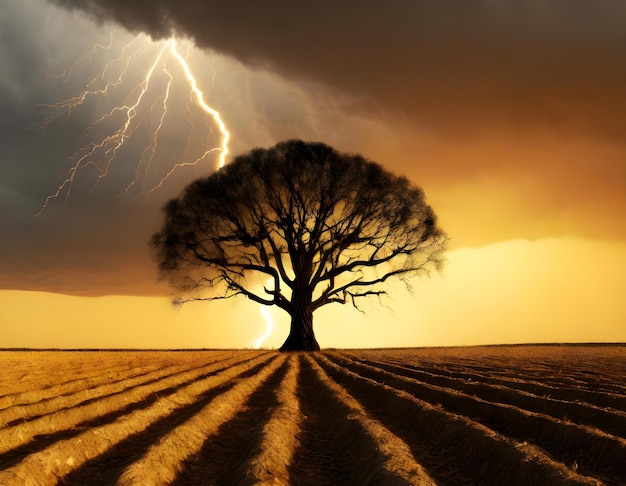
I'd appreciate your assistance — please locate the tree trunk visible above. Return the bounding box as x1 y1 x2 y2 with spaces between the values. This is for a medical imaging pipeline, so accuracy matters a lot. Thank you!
279 286 320 351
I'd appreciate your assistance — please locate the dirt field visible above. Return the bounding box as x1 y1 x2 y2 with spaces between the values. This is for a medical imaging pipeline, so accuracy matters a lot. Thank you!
0 345 624 485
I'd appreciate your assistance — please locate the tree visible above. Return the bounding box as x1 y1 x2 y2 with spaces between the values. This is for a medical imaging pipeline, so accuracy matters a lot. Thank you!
151 140 447 351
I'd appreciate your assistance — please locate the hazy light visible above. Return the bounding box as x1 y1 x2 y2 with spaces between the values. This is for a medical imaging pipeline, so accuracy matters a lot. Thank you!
252 306 274 349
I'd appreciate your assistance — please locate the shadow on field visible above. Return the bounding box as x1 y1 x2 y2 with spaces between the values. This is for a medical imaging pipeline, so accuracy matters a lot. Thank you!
288 355 416 485
170 359 289 485
0 360 233 471
57 361 269 486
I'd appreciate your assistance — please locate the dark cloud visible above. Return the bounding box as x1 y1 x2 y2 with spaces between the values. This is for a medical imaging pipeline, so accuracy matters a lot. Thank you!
1 0 624 297
53 0 626 139
0 2 163 296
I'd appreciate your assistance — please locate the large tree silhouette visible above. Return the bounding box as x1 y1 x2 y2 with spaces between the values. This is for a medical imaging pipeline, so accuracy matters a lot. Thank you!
151 140 447 351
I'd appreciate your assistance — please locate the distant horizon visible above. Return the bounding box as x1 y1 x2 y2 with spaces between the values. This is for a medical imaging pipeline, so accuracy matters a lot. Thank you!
3 342 625 352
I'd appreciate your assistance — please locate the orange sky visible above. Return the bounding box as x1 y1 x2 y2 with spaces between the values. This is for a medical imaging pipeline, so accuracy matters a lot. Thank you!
2 238 624 349
0 1 624 348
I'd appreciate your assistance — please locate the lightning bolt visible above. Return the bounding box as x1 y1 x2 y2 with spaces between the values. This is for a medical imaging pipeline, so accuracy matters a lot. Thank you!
119 65 174 199
251 277 277 348
252 306 274 349
45 31 114 83
36 32 272 347
147 38 230 195
35 33 230 218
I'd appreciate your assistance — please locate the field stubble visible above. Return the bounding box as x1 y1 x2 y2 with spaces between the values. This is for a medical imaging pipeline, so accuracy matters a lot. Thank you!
0 345 624 485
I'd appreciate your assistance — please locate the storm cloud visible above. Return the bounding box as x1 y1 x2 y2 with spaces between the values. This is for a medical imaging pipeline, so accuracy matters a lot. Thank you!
1 0 624 297
53 0 626 139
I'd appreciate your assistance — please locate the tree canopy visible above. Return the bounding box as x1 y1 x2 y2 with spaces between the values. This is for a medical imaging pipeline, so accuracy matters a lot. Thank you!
151 140 447 350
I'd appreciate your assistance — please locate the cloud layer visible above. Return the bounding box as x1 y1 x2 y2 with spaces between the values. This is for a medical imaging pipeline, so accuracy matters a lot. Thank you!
1 0 624 297
50 0 626 245
54 0 626 139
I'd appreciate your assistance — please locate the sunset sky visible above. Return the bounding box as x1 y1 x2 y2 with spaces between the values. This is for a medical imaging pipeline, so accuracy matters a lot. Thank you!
1 0 624 348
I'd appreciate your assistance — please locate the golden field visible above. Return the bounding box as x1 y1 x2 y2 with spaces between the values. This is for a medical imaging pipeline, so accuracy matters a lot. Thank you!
0 346 624 485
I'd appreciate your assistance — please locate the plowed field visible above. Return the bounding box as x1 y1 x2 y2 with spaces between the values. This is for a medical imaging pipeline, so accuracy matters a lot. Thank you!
0 346 624 485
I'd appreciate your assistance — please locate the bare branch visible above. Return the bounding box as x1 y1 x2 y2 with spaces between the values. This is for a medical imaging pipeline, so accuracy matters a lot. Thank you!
151 140 447 350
